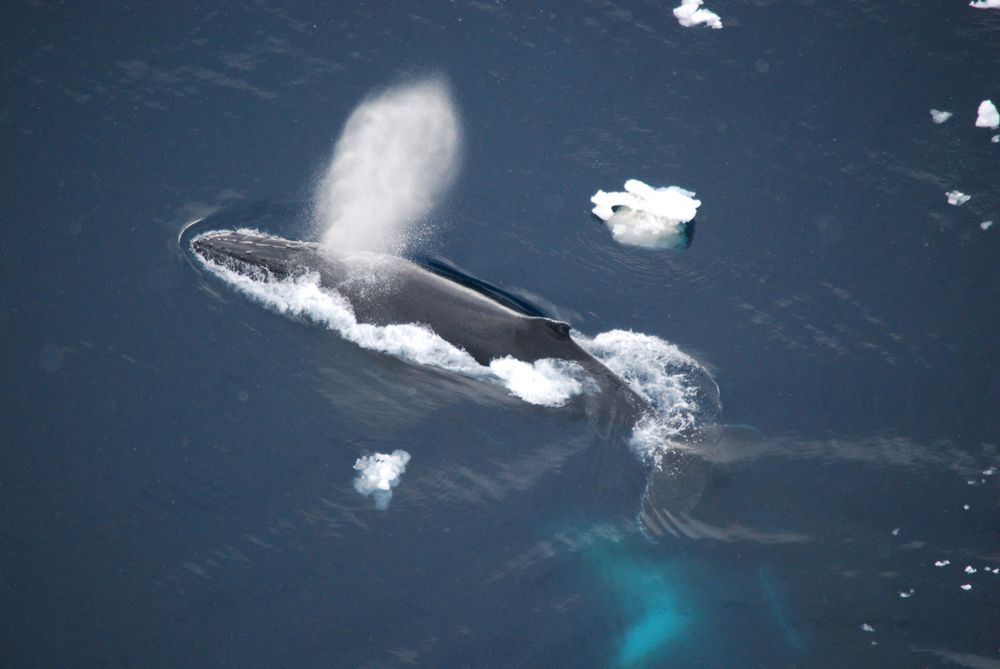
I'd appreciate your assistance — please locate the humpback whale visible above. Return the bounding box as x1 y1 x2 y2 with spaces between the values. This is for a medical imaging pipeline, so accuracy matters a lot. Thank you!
191 229 650 422
189 227 733 533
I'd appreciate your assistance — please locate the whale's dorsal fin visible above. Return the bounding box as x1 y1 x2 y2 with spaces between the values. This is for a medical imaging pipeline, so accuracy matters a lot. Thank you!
544 319 571 338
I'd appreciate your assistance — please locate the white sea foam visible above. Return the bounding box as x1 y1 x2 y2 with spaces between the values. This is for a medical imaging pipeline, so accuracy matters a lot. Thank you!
197 250 585 408
591 179 701 249
489 357 585 407
354 450 411 510
673 0 723 29
314 78 462 255
930 109 953 124
583 330 719 465
975 99 999 129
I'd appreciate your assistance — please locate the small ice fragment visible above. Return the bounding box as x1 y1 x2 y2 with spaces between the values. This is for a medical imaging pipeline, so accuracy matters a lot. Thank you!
898 589 914 598
591 179 701 249
992 568 999 574
930 109 953 124
891 527 900 536
982 221 995 231
965 565 977 574
673 0 723 29
352 450 411 510
993 135 999 143
976 100 1000 129
983 466 997 475
963 504 970 510
947 191 971 206
934 560 950 567
960 583 972 591
970 0 1000 8
860 623 875 632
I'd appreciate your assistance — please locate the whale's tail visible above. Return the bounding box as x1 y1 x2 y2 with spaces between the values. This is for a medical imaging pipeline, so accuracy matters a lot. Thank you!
637 425 804 543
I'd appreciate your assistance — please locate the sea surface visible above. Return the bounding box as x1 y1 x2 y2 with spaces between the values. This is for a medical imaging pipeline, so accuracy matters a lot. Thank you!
3 3 999 667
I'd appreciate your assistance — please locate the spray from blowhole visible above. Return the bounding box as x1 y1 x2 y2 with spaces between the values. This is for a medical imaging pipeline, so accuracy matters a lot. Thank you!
312 77 463 257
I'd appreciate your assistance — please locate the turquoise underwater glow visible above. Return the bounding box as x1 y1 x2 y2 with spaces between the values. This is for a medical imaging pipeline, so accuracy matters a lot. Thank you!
589 544 693 668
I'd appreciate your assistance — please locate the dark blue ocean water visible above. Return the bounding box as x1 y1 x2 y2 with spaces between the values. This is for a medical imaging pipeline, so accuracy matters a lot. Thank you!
3 3 999 667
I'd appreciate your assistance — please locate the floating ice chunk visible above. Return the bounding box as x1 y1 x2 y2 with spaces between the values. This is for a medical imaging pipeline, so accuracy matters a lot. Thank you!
591 179 702 249
970 0 1000 9
993 135 999 143
488 357 584 407
673 0 723 29
992 568 999 574
976 100 1000 129
891 527 900 536
353 450 411 510
965 565 977 574
983 466 997 475
963 503 971 509
930 109 953 124
960 583 973 590
860 623 875 632
934 560 951 567
946 190 971 206
982 221 995 231
898 588 914 598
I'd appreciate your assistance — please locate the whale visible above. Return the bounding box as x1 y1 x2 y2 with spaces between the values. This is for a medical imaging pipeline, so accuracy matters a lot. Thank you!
188 227 734 531
191 229 650 421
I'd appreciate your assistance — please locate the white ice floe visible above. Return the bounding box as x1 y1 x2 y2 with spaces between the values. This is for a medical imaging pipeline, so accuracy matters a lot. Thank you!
891 527 901 536
860 623 875 632
993 135 999 143
982 221 995 231
934 560 950 567
965 565 977 574
960 583 973 590
946 190 971 206
591 179 702 249
353 450 411 510
976 100 999 129
673 0 723 29
898 589 914 598
963 503 971 509
930 109 953 124
970 0 1000 9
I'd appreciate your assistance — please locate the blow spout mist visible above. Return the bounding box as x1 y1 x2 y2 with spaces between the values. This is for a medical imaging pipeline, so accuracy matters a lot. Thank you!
314 77 462 255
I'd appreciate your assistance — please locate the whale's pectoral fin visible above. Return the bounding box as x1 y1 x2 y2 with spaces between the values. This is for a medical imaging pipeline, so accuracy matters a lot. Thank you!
639 425 765 541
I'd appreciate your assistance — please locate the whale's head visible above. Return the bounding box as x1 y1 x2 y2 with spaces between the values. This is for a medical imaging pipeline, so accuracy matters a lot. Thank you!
191 230 322 280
